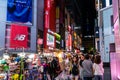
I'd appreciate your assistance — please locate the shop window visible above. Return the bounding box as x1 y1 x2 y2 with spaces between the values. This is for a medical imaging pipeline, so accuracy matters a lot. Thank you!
110 15 114 34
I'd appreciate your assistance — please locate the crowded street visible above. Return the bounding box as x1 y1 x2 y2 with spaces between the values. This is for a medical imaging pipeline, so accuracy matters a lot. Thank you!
0 0 120 80
0 51 107 80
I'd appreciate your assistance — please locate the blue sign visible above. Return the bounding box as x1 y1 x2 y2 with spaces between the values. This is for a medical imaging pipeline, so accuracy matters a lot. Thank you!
7 0 32 24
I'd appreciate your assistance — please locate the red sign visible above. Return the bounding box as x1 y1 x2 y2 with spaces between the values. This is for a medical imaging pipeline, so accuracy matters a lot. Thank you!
68 34 72 50
66 40 68 47
66 34 72 51
10 24 28 48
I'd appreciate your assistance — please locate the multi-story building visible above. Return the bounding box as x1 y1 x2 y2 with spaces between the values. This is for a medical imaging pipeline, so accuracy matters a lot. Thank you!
101 0 112 8
0 0 66 55
0 0 37 55
99 6 114 63
97 0 114 63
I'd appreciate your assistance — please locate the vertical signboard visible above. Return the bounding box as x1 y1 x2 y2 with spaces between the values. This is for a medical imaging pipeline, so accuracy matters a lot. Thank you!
43 0 50 48
56 7 59 33
68 34 72 51
10 24 28 48
66 32 72 51
49 0 56 32
7 0 32 24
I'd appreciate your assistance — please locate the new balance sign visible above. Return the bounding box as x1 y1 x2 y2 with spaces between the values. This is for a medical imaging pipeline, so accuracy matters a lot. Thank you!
10 24 28 48
14 34 26 41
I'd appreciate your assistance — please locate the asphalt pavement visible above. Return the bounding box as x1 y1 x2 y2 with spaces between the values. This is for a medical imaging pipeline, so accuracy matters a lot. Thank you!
104 67 111 80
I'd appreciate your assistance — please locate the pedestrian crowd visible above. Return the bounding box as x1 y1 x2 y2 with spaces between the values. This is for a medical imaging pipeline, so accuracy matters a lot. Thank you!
0 52 104 80
55 52 104 80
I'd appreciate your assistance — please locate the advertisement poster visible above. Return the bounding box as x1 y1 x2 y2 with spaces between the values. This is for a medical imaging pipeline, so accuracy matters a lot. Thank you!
7 0 32 25
10 24 29 48
47 33 55 47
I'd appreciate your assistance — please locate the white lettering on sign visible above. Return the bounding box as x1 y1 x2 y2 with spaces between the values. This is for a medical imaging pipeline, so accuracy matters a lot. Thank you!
14 35 26 41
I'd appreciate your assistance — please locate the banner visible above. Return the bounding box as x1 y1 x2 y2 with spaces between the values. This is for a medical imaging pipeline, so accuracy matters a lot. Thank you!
10 24 29 48
7 0 32 24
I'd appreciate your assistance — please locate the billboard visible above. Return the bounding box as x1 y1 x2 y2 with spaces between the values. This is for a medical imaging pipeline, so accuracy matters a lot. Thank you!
7 0 32 25
47 33 55 47
10 24 29 48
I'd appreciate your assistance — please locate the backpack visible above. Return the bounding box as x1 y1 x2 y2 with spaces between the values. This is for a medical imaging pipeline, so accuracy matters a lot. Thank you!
71 64 79 75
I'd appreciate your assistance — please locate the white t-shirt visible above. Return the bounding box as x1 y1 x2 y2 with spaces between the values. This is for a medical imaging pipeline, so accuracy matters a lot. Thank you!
93 62 104 75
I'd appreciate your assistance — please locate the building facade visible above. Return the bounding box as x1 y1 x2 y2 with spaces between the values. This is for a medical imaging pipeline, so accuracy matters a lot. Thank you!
0 0 37 54
98 0 114 63
99 6 114 62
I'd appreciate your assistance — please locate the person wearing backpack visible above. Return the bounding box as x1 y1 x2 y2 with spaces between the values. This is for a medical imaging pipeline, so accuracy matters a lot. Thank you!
71 55 79 80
